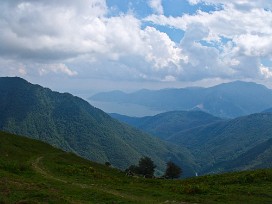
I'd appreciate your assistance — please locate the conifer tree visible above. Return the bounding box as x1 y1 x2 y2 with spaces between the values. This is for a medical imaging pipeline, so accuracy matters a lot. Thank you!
164 161 182 179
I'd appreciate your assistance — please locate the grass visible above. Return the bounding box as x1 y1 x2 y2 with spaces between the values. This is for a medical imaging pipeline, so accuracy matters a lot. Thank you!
1 131 272 203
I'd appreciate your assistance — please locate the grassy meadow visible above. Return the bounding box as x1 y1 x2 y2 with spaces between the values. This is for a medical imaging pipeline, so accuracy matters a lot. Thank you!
1 131 272 203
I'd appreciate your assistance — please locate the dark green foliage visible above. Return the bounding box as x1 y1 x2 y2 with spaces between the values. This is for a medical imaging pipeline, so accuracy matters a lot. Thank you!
113 111 272 175
137 156 156 178
168 113 272 174
92 81 272 118
125 157 156 178
1 131 272 203
126 157 156 178
164 161 182 179
111 111 223 140
219 137 272 171
0 77 196 176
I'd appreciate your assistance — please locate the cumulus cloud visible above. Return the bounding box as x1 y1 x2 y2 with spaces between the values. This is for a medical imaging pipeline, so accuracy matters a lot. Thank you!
145 5 272 40
260 64 272 79
144 0 272 81
0 0 108 60
0 0 271 88
142 26 186 69
148 0 164 15
233 34 272 57
0 0 185 80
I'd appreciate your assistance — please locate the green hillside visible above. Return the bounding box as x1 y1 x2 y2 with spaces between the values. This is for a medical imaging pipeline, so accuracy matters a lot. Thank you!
1 131 272 204
0 77 195 176
112 111 272 175
214 138 272 172
168 113 272 174
110 111 223 140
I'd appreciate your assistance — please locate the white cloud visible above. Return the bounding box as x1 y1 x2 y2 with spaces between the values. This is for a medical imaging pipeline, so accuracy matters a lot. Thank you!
260 64 272 79
162 75 176 82
233 34 272 57
0 58 27 77
0 0 186 81
18 67 27 75
39 63 78 76
0 0 109 61
148 0 164 15
145 6 272 40
144 1 272 81
142 26 187 69
0 0 272 90
0 0 190 82
188 0 272 10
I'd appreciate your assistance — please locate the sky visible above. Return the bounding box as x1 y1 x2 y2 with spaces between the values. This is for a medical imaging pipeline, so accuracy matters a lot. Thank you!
0 0 272 96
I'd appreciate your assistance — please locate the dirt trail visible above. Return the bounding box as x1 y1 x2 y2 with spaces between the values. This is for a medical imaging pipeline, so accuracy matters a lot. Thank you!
31 156 146 203
32 156 67 183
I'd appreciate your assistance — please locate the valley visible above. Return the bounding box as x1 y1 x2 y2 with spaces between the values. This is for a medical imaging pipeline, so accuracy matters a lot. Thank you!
1 1 271 203
1 77 272 203
111 111 272 175
0 77 196 177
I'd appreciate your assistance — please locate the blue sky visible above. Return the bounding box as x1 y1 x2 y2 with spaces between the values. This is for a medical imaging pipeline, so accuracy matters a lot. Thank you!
106 0 217 18
0 0 271 95
106 0 219 43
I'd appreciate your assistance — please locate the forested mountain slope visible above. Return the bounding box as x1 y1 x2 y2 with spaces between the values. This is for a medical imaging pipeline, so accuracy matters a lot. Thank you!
167 113 272 174
0 77 195 176
110 111 223 140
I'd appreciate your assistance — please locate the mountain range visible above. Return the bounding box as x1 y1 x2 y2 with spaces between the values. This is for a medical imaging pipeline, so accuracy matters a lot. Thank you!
111 111 272 175
110 111 223 140
1 77 272 177
0 77 195 176
91 81 272 118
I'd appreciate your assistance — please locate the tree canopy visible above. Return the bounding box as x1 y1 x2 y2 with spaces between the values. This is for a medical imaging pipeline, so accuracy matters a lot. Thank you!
138 156 156 178
126 156 156 178
164 161 182 179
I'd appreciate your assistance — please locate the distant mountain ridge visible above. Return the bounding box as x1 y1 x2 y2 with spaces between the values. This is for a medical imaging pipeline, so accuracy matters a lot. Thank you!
110 111 223 140
0 77 196 176
263 107 272 113
91 81 272 118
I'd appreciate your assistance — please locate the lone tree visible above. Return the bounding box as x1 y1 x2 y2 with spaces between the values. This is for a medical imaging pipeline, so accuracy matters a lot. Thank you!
125 156 156 178
138 156 156 178
164 161 182 179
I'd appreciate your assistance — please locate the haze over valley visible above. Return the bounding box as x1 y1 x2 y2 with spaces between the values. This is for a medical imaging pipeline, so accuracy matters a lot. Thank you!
1 0 272 203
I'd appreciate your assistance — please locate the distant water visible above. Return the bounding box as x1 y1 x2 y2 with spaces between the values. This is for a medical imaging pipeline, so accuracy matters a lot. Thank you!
88 100 163 117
